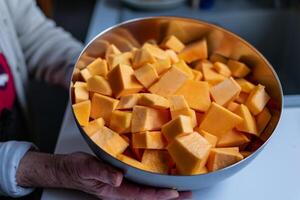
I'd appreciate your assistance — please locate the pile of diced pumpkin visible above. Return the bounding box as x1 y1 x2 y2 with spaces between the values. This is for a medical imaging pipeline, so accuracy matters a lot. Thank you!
71 35 273 175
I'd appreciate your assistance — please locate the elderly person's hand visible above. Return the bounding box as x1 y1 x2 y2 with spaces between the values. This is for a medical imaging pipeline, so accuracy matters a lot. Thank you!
16 151 191 200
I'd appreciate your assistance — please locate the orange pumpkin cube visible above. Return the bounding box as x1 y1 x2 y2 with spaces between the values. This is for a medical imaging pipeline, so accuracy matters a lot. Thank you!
132 131 166 149
107 64 143 98
227 60 251 78
109 110 132 133
178 39 208 63
173 60 194 79
141 150 170 174
217 129 250 147
138 93 169 109
245 84 270 115
234 104 258 135
161 35 185 53
134 63 159 88
116 93 141 109
87 58 108 77
213 62 231 77
87 75 112 96
117 154 149 171
167 132 212 175
83 118 105 136
199 102 243 137
72 100 91 126
209 53 228 64
132 48 156 69
256 107 272 135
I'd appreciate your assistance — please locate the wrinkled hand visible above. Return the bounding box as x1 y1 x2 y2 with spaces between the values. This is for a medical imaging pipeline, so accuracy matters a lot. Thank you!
17 151 191 200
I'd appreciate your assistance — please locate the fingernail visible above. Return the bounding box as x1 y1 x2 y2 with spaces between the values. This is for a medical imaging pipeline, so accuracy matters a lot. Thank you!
157 189 179 200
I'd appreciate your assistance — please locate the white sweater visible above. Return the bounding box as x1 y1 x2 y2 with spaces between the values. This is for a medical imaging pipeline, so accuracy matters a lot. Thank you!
0 0 83 197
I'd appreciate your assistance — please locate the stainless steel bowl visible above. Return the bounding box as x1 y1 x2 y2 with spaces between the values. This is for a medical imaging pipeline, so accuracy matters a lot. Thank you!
71 17 283 190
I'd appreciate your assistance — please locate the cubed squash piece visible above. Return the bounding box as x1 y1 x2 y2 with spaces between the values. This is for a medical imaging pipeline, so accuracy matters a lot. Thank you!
90 93 119 122
107 52 132 70
213 62 231 77
173 60 194 79
245 84 270 115
234 104 258 135
107 64 143 98
167 132 212 175
109 110 132 133
169 95 197 127
132 48 156 69
105 44 121 61
209 53 228 64
227 60 251 78
192 69 203 81
227 101 240 112
217 129 250 147
134 63 159 88
178 39 208 63
142 43 168 60
116 94 141 109
256 107 272 135
175 80 211 112
199 102 243 137
132 131 166 149
191 166 208 175
138 93 169 109
149 67 188 97
74 85 89 103
199 130 218 147
72 100 91 126
83 118 105 136
152 58 171 75
80 68 92 82
207 147 243 172
210 77 241 106
74 81 87 88
91 127 129 156
117 154 149 171
235 92 249 104
161 35 185 53
161 115 193 142
240 151 252 158
87 58 108 77
200 60 227 85
235 78 255 93
165 49 179 64
131 106 170 133
87 75 112 96
141 150 170 174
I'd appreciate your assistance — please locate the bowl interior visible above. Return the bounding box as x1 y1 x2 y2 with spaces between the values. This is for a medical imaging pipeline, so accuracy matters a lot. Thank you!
72 16 283 177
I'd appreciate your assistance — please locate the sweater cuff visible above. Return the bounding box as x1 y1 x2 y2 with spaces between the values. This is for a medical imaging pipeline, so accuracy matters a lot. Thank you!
0 141 37 197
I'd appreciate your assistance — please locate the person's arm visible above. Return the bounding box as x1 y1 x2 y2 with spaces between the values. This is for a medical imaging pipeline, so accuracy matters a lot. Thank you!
6 0 83 88
0 141 36 197
16 151 190 200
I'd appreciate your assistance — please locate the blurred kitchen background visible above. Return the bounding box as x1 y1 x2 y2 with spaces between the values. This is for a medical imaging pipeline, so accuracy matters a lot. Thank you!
32 0 300 161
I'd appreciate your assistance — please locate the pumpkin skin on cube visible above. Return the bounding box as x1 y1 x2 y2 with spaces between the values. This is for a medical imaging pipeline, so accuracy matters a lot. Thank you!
91 127 129 156
161 115 193 142
207 147 243 172
83 118 105 136
167 132 212 175
107 64 143 98
72 100 91 126
141 150 170 174
199 102 243 138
